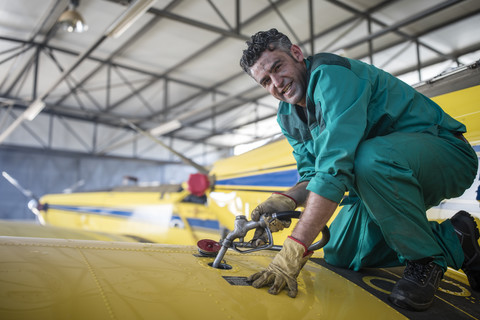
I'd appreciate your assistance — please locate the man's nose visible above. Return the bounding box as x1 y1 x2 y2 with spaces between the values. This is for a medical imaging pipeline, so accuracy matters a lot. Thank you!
271 75 282 88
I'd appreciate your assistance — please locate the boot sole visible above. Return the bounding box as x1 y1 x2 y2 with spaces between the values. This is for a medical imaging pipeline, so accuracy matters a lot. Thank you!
453 211 480 291
456 211 480 240
388 293 432 311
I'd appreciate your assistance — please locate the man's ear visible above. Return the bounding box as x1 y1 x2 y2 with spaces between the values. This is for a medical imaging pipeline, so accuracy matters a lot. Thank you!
290 44 304 62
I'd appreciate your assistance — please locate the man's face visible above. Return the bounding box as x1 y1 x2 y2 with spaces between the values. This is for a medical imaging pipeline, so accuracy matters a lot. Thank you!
249 45 307 107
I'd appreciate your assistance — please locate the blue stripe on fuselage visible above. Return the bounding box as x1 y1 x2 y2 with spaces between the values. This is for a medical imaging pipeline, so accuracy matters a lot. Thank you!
215 169 299 187
48 205 132 216
184 217 220 230
46 205 220 230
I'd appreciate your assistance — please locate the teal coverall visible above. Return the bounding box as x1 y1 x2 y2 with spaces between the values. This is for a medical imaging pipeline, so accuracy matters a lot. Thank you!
277 53 478 271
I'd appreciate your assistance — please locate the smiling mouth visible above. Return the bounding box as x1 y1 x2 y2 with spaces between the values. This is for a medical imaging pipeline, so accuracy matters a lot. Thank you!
282 82 292 94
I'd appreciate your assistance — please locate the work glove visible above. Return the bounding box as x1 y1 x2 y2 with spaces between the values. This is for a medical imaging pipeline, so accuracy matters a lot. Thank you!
248 236 313 298
250 193 297 247
250 215 292 247
251 192 297 222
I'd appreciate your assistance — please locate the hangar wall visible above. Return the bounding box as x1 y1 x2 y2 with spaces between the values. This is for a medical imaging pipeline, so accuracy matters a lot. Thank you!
0 147 195 220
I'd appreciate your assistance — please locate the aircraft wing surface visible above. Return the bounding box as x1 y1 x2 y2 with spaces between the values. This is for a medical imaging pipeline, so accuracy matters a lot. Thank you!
1 235 478 320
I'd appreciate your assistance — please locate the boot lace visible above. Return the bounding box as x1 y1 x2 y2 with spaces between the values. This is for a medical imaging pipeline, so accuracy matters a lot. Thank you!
404 260 434 285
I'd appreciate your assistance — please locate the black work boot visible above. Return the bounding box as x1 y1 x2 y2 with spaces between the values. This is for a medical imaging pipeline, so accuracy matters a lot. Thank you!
450 210 480 291
389 258 444 311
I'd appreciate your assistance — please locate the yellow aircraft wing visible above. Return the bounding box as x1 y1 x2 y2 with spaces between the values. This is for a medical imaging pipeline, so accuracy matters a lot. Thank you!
0 220 139 242
1 235 479 320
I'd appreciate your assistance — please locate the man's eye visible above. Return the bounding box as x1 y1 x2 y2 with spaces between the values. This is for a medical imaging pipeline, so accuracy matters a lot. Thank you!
274 65 281 72
262 79 271 87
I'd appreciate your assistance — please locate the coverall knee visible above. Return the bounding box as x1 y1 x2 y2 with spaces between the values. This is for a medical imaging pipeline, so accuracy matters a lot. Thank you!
324 131 478 271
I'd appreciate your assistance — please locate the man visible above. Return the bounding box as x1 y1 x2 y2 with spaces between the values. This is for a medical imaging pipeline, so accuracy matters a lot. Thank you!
239 28 480 311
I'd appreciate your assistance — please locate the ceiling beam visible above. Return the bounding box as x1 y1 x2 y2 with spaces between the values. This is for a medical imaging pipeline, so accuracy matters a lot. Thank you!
0 143 181 165
1 0 478 158
53 0 184 107
330 0 466 52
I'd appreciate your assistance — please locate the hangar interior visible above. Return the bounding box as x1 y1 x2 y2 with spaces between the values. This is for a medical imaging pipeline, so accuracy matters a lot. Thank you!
0 0 479 219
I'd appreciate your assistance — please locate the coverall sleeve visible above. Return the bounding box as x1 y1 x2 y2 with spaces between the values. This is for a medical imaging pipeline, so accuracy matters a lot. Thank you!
306 64 372 203
281 128 317 183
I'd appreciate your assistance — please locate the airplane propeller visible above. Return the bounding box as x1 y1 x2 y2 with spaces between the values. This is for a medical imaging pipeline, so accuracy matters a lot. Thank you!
2 171 45 224
63 179 85 193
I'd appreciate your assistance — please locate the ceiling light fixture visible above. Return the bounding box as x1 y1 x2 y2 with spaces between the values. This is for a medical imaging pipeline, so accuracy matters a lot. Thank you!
0 1 157 146
58 0 88 33
23 99 46 121
106 0 157 38
150 120 182 136
0 99 45 144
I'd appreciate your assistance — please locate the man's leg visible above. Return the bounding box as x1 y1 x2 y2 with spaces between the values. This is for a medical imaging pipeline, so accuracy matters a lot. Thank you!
352 131 477 310
323 200 401 270
353 131 477 270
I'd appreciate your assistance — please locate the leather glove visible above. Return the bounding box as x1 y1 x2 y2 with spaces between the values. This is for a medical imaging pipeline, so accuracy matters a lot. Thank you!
248 236 313 298
250 215 292 247
251 193 297 222
251 193 296 239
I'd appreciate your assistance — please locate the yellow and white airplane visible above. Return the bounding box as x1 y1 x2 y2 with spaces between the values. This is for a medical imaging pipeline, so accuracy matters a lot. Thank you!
1 63 479 319
2 171 221 245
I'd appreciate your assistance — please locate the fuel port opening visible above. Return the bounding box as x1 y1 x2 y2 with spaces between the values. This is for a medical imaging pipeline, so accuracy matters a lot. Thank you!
208 261 232 270
197 239 233 269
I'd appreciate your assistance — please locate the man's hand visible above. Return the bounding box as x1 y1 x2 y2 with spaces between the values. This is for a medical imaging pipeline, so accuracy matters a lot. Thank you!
248 236 313 298
251 192 297 222
249 192 297 246
250 215 292 247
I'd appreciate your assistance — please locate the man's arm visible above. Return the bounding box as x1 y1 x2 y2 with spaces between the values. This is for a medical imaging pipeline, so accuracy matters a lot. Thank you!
248 190 338 297
283 181 309 207
291 191 338 247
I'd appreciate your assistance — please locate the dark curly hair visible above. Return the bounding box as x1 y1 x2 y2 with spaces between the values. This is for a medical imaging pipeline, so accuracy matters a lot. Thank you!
240 28 292 75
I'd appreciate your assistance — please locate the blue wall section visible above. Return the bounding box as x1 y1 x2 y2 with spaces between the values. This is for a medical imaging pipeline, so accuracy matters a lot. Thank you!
0 147 193 220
